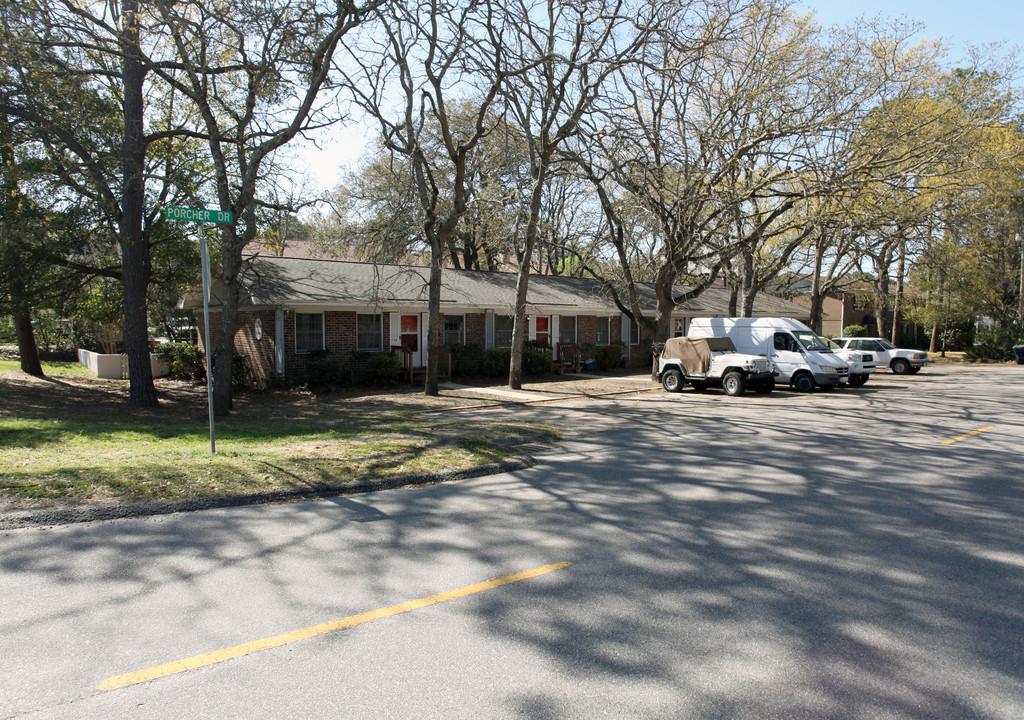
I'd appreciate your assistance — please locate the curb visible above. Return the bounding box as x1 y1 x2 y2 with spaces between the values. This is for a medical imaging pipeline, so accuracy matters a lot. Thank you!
0 456 538 531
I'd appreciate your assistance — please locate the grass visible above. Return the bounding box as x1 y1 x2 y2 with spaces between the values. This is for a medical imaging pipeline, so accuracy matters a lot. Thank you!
0 371 558 511
0 358 92 376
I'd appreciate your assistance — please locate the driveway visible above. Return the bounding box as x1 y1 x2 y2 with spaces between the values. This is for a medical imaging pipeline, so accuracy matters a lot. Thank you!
1 364 1022 719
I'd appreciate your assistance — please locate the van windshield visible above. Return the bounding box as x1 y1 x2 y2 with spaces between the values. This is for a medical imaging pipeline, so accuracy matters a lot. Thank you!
793 330 831 352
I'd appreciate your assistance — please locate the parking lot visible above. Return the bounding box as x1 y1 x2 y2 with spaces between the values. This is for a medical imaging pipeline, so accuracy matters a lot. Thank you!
1 363 1022 719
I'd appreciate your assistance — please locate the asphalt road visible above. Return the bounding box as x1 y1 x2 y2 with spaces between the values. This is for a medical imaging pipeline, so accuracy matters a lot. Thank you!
1 364 1022 719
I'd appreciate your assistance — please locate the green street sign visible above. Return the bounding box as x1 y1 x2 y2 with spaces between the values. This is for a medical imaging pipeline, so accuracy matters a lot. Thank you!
165 206 234 224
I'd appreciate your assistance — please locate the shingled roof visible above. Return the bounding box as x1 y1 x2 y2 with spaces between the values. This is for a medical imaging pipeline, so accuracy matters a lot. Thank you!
181 255 810 319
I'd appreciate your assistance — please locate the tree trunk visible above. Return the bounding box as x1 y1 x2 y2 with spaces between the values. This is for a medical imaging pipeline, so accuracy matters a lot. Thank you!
739 250 755 317
508 162 548 390
212 229 242 416
892 240 906 345
808 239 824 333
120 0 157 407
15 313 43 377
509 268 530 390
1018 232 1023 325
425 252 442 396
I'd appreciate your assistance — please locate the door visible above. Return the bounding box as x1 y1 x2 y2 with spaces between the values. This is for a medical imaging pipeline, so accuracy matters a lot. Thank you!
861 339 892 366
400 314 421 366
770 332 803 382
533 316 549 346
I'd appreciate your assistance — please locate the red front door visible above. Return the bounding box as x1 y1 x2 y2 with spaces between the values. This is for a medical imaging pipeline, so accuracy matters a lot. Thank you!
401 314 419 352
535 316 549 345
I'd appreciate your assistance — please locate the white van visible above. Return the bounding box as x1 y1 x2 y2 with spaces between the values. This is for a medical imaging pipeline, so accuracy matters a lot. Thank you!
688 317 850 392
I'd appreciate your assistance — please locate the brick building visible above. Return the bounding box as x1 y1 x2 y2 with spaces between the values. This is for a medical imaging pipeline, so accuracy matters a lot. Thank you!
180 256 810 383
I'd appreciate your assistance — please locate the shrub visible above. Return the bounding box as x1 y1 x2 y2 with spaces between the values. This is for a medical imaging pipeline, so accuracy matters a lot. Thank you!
482 347 511 377
304 349 352 391
449 343 484 378
155 342 206 381
0 316 16 344
595 342 624 370
357 351 401 386
523 340 552 375
842 324 867 338
966 322 1022 362
231 354 254 389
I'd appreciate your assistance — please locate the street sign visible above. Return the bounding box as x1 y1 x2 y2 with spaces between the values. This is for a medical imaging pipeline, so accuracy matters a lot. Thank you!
165 205 227 454
165 206 233 224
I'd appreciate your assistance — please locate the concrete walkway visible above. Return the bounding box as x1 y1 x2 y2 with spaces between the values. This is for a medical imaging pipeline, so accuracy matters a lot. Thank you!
438 382 561 402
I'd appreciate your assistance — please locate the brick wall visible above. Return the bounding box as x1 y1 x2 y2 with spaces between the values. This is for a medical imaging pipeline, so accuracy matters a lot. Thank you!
576 315 597 344
466 313 485 346
198 309 636 382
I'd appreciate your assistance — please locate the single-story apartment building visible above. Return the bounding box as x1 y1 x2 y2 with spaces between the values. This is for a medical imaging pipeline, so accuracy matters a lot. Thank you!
180 256 811 383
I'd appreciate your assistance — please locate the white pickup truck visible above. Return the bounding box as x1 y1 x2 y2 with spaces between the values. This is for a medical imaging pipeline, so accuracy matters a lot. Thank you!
828 340 877 387
832 337 929 375
658 336 776 396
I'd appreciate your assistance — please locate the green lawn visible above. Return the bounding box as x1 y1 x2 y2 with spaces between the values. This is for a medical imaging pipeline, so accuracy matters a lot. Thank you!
0 358 92 375
0 372 556 511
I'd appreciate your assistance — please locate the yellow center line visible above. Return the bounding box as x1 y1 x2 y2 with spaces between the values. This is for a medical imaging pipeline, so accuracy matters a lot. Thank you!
942 426 994 445
98 561 570 692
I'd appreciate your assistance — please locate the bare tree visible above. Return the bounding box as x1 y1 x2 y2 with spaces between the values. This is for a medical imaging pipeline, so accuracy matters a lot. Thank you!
337 0 528 395
494 0 661 388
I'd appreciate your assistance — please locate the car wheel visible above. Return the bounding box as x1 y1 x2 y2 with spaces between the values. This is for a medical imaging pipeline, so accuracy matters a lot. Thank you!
792 373 816 393
722 371 746 397
754 378 775 394
848 374 868 387
661 368 684 393
891 359 910 375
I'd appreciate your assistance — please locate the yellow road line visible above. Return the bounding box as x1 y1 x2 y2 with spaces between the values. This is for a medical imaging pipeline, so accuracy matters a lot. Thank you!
98 561 570 691
942 426 994 445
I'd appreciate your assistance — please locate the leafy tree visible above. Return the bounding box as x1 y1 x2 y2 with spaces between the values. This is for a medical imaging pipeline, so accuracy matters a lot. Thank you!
0 0 205 404
150 0 383 414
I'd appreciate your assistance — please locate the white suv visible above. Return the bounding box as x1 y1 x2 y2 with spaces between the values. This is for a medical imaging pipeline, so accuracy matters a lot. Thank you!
832 337 929 375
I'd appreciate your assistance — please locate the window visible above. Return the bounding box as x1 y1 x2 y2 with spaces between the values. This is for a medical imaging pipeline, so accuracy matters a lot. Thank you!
295 313 324 353
495 315 514 347
559 316 576 344
444 315 464 346
629 318 640 345
357 313 382 352
595 317 610 345
774 332 797 352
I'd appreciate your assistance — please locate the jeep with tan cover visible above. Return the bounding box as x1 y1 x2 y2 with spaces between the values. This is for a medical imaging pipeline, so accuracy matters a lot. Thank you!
658 336 776 396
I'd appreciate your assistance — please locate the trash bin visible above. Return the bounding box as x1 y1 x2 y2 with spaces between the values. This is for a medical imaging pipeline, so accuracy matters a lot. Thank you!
1013 345 1024 365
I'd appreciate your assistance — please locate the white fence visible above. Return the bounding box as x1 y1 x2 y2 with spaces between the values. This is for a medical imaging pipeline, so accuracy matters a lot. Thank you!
78 349 170 379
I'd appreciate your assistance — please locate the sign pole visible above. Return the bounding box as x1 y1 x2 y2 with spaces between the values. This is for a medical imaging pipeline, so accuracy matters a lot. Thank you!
199 222 216 454
165 206 232 455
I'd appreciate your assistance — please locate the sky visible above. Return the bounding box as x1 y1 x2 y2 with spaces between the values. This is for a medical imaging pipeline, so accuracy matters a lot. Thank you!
799 0 1022 55
292 1 1022 194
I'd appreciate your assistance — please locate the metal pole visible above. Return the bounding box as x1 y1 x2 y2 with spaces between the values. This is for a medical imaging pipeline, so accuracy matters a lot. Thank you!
199 222 216 454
